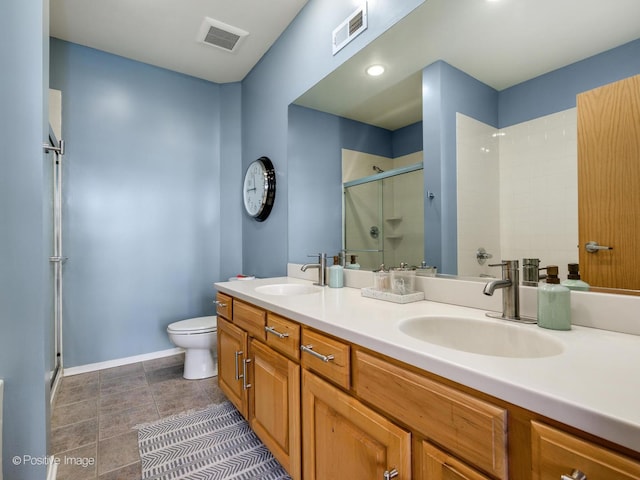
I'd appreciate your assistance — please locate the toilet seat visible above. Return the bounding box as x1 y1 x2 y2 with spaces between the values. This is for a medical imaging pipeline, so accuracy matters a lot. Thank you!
167 316 217 335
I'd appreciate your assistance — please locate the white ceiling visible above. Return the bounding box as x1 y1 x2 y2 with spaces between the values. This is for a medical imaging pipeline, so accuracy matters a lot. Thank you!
50 0 309 84
50 0 640 128
295 0 640 130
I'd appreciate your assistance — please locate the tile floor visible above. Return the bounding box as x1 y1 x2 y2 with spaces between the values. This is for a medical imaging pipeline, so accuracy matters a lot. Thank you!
51 353 226 480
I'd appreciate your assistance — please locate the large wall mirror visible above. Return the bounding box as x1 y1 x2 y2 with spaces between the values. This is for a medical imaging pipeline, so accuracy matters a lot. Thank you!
287 0 640 294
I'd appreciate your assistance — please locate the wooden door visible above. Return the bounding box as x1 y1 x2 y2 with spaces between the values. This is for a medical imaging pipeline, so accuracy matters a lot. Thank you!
249 339 301 480
577 74 640 291
302 369 411 480
419 441 491 480
217 317 248 417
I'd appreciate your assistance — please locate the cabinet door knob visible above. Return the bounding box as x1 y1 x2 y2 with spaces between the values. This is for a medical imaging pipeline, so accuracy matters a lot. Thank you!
561 469 587 480
383 468 398 480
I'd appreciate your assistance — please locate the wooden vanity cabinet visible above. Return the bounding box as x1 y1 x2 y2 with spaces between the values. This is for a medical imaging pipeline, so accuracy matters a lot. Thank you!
217 294 640 480
531 421 640 480
301 369 411 480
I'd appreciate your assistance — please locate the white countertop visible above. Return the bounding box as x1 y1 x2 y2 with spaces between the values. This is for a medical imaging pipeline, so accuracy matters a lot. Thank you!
215 276 640 452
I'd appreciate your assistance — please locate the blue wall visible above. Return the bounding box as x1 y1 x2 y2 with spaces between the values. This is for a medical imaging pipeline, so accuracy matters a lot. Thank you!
242 0 425 277
392 122 423 158
50 39 242 367
0 1 49 478
499 38 640 128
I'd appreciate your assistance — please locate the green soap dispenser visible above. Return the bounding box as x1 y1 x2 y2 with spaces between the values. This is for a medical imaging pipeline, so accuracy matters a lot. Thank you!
328 255 344 288
561 263 590 291
537 265 571 330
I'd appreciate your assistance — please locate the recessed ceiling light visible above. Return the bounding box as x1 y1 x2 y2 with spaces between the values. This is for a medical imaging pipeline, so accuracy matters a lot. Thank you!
366 64 385 77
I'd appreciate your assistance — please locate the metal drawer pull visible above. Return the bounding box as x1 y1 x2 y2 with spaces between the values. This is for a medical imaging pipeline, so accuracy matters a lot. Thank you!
234 350 243 380
300 344 334 362
242 358 252 390
383 468 398 480
213 300 227 307
561 470 587 480
265 326 289 339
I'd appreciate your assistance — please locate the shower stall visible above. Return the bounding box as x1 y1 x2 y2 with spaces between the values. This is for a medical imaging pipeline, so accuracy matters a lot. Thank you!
343 164 424 270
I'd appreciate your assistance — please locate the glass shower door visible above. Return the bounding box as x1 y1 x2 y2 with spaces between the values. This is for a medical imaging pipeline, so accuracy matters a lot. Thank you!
343 180 384 270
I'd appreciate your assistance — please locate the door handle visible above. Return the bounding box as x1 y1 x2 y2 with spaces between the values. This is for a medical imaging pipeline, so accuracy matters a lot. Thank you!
585 241 613 253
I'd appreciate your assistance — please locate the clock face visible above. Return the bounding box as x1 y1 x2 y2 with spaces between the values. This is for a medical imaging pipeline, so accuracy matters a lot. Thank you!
243 157 276 221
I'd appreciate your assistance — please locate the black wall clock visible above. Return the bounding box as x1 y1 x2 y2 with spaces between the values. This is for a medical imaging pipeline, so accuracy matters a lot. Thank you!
243 156 276 222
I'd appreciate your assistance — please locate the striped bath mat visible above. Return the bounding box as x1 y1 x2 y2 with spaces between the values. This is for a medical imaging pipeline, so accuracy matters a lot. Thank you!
137 401 291 479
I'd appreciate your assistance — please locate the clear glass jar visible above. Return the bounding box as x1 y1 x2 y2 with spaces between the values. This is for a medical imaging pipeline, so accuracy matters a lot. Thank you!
390 265 416 294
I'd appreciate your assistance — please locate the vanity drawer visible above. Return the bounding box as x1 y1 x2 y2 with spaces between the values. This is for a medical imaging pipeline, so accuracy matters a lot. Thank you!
300 328 350 390
353 350 508 480
233 300 266 341
265 313 300 360
531 421 640 480
215 292 233 320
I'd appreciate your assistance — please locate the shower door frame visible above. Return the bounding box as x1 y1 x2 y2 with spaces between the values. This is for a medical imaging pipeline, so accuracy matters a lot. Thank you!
46 128 65 398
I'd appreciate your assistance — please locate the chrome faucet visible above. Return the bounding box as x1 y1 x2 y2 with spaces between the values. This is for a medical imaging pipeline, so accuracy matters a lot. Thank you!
301 253 327 286
483 260 534 323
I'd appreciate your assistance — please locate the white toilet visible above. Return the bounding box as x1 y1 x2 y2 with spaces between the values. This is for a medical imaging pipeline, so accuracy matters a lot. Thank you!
167 316 218 379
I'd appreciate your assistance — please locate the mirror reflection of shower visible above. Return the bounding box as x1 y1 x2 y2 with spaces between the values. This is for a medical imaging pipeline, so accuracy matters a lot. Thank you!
342 149 424 271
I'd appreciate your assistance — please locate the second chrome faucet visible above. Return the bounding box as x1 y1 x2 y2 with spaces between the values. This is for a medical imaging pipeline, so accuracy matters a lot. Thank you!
483 260 535 323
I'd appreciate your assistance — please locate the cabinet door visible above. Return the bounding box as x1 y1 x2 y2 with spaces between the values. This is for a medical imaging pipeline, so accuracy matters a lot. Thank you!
249 339 301 480
420 441 491 480
302 369 411 480
531 421 640 480
217 317 248 417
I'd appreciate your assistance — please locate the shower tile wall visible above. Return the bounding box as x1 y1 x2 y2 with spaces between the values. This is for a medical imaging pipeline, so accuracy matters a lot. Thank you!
456 114 501 277
456 109 578 279
499 108 578 279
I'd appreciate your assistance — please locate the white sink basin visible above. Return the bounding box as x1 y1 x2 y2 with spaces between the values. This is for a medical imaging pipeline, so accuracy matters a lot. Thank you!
255 283 322 296
398 316 563 358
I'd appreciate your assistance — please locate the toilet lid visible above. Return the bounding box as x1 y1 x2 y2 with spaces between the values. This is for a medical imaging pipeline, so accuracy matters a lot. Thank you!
167 316 217 334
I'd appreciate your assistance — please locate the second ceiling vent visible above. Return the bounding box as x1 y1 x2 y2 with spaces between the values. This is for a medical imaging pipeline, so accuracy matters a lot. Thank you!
197 17 249 53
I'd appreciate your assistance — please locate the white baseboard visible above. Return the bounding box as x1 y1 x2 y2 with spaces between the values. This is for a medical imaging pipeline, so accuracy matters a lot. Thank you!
63 347 184 377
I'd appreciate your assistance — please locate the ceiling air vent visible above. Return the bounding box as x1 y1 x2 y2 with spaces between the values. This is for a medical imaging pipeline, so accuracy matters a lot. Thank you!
197 17 249 53
332 2 368 55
